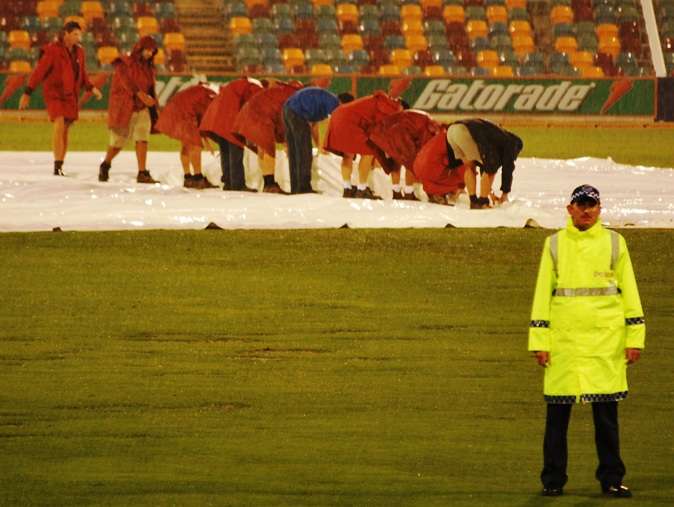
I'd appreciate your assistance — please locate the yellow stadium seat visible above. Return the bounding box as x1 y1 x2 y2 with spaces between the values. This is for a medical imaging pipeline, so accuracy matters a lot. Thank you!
9 31 31 50
506 0 527 8
402 19 424 36
379 64 402 76
341 33 363 52
486 6 508 24
512 34 534 57
401 4 423 21
596 23 619 39
442 5 465 24
580 65 605 78
229 16 252 35
598 35 621 57
336 3 359 24
163 32 186 52
477 49 499 68
405 34 428 52
37 1 60 19
311 63 334 76
550 5 574 25
283 48 305 67
137 16 160 36
97 46 120 64
81 1 105 23
154 48 166 66
492 65 514 77
424 64 446 76
555 36 578 54
466 20 488 40
391 48 413 68
313 0 334 6
9 60 32 73
569 50 594 68
509 20 532 36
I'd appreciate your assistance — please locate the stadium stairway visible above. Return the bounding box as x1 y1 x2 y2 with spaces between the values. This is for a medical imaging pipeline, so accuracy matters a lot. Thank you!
174 0 235 72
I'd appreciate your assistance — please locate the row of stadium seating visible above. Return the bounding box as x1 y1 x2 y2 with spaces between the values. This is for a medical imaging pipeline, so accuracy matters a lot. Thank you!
0 0 186 73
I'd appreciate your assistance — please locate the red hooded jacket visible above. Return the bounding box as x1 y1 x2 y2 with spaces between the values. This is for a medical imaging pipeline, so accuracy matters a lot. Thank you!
232 81 303 156
107 36 158 132
155 84 216 147
323 91 402 156
367 110 440 174
26 39 93 121
199 78 263 147
413 128 466 196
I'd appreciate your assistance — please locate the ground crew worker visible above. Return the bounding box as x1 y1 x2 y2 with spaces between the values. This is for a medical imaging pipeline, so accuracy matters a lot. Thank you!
528 184 645 498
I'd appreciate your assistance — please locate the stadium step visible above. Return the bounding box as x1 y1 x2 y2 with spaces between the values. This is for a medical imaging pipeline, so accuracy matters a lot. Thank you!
174 0 235 73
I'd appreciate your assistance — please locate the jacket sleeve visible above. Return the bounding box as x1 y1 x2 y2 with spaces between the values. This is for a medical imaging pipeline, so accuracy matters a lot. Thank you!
616 234 645 349
499 157 515 193
114 60 139 95
528 236 556 351
26 47 54 93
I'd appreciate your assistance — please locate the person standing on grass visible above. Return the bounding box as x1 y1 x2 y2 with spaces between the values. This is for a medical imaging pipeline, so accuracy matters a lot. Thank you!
323 79 410 200
233 79 304 194
282 86 345 194
155 83 218 190
528 184 645 498
98 36 159 184
366 108 440 201
18 21 102 176
199 77 264 192
446 119 522 209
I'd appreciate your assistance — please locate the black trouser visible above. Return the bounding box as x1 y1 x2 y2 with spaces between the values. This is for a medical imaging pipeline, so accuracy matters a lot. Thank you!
541 402 626 489
210 133 245 190
283 105 313 194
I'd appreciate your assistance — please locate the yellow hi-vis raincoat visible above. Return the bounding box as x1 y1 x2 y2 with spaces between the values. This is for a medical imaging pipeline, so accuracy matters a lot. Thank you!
528 219 645 404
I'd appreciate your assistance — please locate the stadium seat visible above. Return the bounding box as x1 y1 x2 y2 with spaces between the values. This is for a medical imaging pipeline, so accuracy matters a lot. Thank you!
379 63 402 76
402 19 424 35
486 5 508 23
596 23 619 39
509 20 532 36
550 5 574 25
97 45 120 65
569 50 594 68
282 47 305 67
506 0 527 8
36 1 60 20
492 64 514 76
424 64 446 76
580 65 604 77
230 16 253 35
598 35 621 57
163 32 185 52
310 63 333 75
9 30 31 49
81 1 104 23
406 34 428 51
336 3 359 24
555 35 578 53
391 48 413 67
466 20 489 39
136 16 159 37
477 49 499 67
9 60 32 73
432 47 456 65
401 4 423 20
512 34 534 56
442 5 465 24
341 33 364 52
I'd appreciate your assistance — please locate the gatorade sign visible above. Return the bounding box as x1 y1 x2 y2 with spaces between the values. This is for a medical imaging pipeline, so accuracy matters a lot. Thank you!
413 79 595 112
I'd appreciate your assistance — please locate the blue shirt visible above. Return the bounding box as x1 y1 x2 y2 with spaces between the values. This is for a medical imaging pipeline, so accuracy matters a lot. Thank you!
285 87 340 122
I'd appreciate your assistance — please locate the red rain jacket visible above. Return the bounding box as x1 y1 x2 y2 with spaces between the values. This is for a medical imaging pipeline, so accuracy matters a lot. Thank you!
413 128 466 196
155 84 216 147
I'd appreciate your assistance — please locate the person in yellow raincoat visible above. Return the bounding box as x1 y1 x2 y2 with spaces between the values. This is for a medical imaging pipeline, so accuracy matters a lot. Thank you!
528 184 645 498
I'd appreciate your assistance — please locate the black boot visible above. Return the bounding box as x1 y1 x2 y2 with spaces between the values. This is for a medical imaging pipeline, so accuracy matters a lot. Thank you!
98 161 110 182
54 160 64 176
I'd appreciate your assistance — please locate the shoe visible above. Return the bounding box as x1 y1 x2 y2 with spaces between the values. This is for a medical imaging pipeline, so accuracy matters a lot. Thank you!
136 170 158 184
98 164 109 182
54 167 65 176
263 182 288 194
602 484 632 498
191 175 217 189
342 186 356 198
542 487 563 497
470 196 491 210
392 190 404 200
354 187 381 200
428 193 448 206
403 192 419 201
183 174 193 188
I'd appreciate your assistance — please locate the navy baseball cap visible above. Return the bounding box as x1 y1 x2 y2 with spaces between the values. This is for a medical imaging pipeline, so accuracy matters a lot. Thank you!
570 184 600 204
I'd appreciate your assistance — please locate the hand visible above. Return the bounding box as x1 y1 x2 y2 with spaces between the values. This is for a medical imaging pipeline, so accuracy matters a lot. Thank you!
490 192 509 205
92 87 103 100
625 348 641 365
18 94 30 110
137 91 156 107
534 351 550 367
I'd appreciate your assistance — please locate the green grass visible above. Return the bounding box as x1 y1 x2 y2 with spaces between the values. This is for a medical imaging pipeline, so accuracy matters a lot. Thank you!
0 120 673 168
0 229 672 506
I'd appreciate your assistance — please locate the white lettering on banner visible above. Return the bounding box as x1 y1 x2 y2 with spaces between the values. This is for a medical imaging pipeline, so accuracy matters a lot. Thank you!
412 79 596 112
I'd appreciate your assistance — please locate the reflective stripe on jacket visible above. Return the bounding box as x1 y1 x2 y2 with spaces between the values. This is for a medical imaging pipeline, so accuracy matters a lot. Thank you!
528 218 645 403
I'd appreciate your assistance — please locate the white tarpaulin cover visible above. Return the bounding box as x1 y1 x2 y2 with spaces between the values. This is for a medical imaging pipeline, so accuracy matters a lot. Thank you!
1 150 672 231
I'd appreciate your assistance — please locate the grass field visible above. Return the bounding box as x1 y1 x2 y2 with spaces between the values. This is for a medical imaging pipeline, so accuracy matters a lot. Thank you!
0 229 673 506
0 120 673 168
